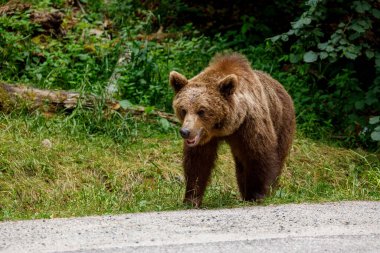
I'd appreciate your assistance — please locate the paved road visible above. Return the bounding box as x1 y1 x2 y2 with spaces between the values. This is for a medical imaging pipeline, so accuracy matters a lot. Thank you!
1 201 379 253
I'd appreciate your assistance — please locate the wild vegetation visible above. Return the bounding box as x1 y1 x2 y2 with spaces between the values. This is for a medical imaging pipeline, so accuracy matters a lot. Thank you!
1 111 379 220
0 0 379 220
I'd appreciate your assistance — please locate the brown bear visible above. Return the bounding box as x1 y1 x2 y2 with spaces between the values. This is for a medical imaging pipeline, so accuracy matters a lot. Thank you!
169 52 296 207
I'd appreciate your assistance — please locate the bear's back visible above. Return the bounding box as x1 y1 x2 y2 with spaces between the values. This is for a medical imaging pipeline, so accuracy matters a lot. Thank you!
208 53 252 75
190 53 253 85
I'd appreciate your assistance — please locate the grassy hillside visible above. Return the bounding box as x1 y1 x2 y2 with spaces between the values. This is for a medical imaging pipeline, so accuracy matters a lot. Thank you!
0 112 379 221
0 1 379 221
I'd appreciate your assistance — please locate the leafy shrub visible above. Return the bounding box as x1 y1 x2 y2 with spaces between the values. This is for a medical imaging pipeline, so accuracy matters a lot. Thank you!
0 11 40 81
270 0 380 148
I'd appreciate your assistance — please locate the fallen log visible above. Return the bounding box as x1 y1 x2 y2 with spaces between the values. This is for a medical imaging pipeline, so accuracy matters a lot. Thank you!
0 83 179 124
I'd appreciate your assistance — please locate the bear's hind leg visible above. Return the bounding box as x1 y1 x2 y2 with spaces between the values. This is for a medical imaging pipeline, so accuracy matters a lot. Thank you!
183 139 219 207
235 154 281 202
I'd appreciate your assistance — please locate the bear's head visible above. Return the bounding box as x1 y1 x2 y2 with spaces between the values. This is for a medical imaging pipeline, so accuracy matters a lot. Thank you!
170 71 238 147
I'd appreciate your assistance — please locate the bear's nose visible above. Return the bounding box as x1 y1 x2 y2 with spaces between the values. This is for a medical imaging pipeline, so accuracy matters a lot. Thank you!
179 128 190 139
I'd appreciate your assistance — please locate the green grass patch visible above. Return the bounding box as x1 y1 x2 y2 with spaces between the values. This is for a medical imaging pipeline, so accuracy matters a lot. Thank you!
0 112 379 221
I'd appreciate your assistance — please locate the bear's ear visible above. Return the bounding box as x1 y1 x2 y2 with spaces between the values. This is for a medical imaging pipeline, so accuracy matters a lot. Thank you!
218 74 237 98
169 71 188 94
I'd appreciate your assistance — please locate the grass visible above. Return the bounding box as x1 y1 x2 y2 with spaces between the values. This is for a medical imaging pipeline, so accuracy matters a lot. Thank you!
0 111 379 221
0 0 379 221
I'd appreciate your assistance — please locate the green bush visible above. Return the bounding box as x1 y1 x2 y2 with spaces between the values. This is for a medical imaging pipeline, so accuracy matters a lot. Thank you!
270 0 380 148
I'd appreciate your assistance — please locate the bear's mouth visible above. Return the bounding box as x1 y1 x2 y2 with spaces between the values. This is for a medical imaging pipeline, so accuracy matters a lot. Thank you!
185 130 203 147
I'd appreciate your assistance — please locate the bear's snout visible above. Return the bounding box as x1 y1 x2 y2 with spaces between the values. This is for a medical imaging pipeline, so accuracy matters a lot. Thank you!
179 128 191 139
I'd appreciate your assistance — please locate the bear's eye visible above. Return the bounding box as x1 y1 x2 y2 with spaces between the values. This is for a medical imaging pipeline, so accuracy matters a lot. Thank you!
197 109 205 117
180 109 187 117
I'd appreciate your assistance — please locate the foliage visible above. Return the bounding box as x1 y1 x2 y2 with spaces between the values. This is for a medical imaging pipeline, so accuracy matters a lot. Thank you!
0 1 122 92
117 35 229 110
1 0 379 150
270 0 380 148
134 0 304 41
369 116 380 141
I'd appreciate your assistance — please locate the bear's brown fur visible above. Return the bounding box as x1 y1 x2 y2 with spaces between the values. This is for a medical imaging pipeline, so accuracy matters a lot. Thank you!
170 53 296 207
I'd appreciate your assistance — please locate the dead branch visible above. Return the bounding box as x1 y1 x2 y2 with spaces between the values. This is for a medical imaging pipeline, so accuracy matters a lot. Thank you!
0 83 178 124
106 47 131 97
75 0 86 15
0 0 31 15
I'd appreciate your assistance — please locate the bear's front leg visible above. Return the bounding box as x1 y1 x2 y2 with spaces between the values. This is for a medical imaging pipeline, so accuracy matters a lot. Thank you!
183 139 219 208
